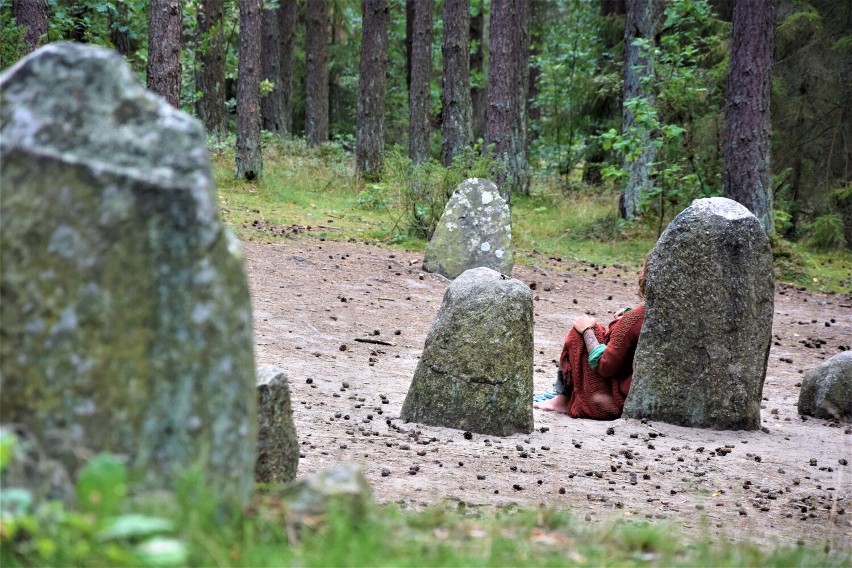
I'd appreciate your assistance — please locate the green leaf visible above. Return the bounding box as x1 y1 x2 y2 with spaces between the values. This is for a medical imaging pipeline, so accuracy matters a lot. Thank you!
76 453 127 517
135 537 188 566
97 514 174 541
0 487 33 519
0 430 16 474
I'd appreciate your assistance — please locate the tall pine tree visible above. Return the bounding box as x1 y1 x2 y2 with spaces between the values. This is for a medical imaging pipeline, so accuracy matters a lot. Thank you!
723 0 776 234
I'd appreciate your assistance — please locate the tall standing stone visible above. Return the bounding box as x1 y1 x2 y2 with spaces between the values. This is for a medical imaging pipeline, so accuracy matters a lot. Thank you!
401 267 533 436
256 366 300 483
798 352 852 422
0 44 257 503
624 197 774 430
423 179 514 279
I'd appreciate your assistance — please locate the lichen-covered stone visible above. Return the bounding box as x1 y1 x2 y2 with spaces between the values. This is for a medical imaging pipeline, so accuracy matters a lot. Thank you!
0 43 257 503
256 366 299 483
624 197 774 430
401 267 533 436
422 178 513 279
279 462 372 519
798 352 852 422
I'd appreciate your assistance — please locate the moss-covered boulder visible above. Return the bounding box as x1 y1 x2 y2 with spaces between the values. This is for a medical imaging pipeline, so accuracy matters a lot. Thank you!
256 366 299 483
0 44 257 503
624 197 774 430
401 267 534 436
422 179 513 279
798 352 852 422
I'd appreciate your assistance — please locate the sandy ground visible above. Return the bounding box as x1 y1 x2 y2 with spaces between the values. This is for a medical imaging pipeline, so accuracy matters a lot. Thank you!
243 236 851 550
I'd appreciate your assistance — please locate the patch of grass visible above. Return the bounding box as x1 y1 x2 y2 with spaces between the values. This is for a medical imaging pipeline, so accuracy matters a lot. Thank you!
212 139 404 245
212 144 852 293
511 187 656 268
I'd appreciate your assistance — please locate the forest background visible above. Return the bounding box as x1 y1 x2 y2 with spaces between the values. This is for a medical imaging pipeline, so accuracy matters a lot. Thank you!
2 2 852 565
2 0 851 294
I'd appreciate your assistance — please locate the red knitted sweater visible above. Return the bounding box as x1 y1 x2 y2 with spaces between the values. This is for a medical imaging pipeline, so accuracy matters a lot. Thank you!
558 306 646 420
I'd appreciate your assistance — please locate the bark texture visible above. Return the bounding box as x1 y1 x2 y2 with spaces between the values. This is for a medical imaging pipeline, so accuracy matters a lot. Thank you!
236 0 263 180
527 0 544 134
620 0 662 220
305 0 329 147
278 0 298 136
723 0 776 234
355 0 390 178
146 0 183 108
485 0 530 200
196 0 227 139
405 0 415 94
109 1 132 56
260 5 283 133
469 0 486 142
13 0 48 53
441 0 472 166
408 0 434 165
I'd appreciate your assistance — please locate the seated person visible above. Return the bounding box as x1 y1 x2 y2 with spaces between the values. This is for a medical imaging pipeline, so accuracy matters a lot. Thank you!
533 261 647 420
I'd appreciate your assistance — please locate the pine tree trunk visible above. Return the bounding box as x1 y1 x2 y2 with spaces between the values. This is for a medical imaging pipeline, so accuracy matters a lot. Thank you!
12 0 49 53
109 1 132 56
356 0 390 178
305 0 329 147
408 0 434 165
278 0 298 136
146 0 182 109
620 0 661 220
260 5 283 133
486 0 530 200
236 0 263 180
405 0 415 95
469 0 486 143
601 0 626 16
196 0 227 139
527 0 544 137
723 0 776 234
441 0 471 166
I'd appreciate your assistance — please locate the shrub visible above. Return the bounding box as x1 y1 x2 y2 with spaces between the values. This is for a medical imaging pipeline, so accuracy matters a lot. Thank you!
804 214 846 251
380 146 503 240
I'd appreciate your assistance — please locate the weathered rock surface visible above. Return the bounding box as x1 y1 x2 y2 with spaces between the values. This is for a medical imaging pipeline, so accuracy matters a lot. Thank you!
401 267 534 435
256 366 299 483
422 178 513 279
0 44 257 503
278 462 372 519
624 197 774 430
798 352 852 422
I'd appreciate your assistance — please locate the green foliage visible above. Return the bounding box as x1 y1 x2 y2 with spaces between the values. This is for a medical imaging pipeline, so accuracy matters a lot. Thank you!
76 453 127 517
599 0 727 227
529 0 602 175
0 3 28 71
804 214 846 251
1 441 186 567
379 145 504 240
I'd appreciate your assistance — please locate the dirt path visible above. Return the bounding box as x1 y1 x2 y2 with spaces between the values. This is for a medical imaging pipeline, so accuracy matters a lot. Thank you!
244 238 851 550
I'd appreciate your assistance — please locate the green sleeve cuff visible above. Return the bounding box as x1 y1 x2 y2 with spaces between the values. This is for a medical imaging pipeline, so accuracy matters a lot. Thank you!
588 344 606 369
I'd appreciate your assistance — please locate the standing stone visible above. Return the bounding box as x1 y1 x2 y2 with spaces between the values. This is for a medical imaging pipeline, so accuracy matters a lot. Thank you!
624 197 774 430
401 267 533 436
256 366 299 483
798 352 852 422
422 178 514 279
0 44 257 503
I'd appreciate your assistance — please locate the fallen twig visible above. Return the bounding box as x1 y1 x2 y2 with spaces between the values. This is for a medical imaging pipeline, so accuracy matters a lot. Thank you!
354 338 396 346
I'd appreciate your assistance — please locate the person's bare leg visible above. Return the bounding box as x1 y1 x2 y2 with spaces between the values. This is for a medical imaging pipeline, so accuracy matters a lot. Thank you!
533 393 570 413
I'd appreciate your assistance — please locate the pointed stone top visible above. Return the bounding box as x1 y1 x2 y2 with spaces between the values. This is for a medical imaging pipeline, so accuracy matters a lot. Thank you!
688 197 754 220
1 42 210 191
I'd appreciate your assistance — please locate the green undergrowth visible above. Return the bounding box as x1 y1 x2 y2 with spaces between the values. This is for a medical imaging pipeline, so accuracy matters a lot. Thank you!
2 433 848 567
212 140 851 293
